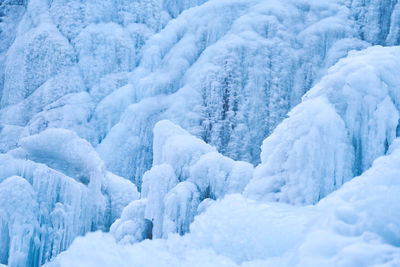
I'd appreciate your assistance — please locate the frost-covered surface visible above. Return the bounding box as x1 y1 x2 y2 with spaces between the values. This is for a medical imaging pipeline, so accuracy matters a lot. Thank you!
3 0 400 185
45 136 400 266
246 45 400 205
2 0 400 266
111 120 253 241
47 43 400 267
0 129 138 266
96 0 368 181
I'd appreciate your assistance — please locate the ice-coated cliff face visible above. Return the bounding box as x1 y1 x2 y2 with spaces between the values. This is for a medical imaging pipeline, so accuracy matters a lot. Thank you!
110 120 253 241
46 42 400 267
1 0 400 266
95 0 368 182
245 45 400 204
96 0 400 184
350 0 400 45
111 42 400 241
47 127 400 267
3 0 400 185
0 129 139 267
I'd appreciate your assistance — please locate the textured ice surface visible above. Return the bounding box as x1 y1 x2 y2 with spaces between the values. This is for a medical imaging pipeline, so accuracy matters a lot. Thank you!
110 199 152 244
0 129 138 266
47 44 400 267
2 0 400 265
97 0 369 182
2 0 399 185
112 120 253 242
45 137 400 266
245 45 400 205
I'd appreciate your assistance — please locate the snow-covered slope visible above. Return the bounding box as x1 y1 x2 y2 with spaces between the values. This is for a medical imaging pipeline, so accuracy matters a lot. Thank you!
1 0 400 266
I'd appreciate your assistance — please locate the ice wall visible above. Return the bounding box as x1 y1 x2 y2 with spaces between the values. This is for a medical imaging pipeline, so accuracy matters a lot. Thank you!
1 0 400 265
2 0 400 187
0 0 205 152
111 120 253 241
45 130 400 266
110 45 400 244
0 129 138 266
97 0 370 182
246 45 400 204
